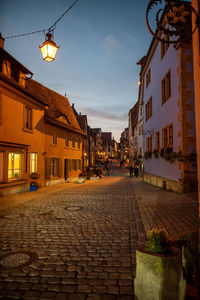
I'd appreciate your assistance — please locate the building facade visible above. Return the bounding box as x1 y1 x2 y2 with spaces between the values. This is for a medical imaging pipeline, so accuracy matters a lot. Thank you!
141 32 197 192
0 38 85 196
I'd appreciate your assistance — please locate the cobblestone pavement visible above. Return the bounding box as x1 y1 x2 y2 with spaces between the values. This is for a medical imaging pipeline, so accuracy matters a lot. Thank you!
0 163 198 299
0 169 138 299
132 178 199 243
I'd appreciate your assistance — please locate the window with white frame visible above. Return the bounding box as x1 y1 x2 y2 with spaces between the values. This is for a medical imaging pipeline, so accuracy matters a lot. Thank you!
30 153 38 173
8 152 22 181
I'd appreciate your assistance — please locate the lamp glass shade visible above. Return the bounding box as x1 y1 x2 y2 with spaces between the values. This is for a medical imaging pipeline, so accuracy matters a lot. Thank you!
40 33 59 62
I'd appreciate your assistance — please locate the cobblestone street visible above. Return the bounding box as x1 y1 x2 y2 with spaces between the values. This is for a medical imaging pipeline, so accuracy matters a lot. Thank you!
0 163 198 299
0 166 138 299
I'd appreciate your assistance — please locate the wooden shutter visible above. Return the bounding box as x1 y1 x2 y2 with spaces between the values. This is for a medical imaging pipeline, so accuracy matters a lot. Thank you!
45 157 51 179
58 159 62 177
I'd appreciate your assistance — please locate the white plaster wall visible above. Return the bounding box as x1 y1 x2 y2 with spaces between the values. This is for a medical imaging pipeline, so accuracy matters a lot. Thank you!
137 81 144 156
143 41 181 181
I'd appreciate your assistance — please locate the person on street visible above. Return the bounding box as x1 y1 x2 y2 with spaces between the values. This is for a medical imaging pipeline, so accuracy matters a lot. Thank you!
129 165 134 178
134 165 139 177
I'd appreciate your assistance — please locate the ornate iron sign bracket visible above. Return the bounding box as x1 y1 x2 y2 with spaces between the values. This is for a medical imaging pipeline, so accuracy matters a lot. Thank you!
146 0 199 43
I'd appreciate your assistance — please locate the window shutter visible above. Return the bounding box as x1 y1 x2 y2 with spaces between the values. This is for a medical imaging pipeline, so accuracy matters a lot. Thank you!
58 159 62 177
45 157 51 179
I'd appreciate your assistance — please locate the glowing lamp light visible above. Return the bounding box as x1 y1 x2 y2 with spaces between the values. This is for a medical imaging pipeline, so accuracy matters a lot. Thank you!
39 33 59 62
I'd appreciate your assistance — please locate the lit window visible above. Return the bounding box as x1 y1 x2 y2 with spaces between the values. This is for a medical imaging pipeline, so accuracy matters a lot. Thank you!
30 153 38 173
8 152 22 181
24 106 32 130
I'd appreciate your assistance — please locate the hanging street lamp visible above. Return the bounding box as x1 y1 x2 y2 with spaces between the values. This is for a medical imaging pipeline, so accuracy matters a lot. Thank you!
39 32 59 62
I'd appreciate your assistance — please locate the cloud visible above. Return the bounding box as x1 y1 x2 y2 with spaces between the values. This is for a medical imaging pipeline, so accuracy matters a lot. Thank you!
102 34 122 52
121 32 139 46
81 107 127 122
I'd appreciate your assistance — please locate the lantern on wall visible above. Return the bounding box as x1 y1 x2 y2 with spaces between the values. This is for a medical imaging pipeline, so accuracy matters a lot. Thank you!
39 32 59 62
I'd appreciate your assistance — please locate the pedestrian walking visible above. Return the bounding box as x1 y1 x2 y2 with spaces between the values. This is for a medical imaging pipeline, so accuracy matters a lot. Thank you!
106 166 111 176
129 165 134 178
134 165 139 177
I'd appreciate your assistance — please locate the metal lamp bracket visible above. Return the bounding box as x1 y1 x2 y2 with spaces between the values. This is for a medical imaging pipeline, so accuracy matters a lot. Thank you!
146 0 199 44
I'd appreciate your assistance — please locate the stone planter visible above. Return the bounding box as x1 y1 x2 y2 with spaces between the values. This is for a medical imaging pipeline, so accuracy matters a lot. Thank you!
134 248 186 300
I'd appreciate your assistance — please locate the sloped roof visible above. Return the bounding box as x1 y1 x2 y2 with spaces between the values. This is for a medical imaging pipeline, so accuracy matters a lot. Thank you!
71 104 88 132
26 79 85 136
129 101 139 134
102 132 112 146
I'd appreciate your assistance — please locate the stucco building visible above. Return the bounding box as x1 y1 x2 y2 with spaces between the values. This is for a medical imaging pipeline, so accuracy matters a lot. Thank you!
0 37 85 196
140 31 197 192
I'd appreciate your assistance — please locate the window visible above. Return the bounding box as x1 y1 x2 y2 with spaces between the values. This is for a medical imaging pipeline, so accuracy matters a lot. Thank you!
162 70 171 104
146 136 152 152
155 131 160 150
51 158 59 176
161 35 169 59
30 153 38 173
162 124 173 148
146 68 151 88
145 97 152 121
24 106 32 130
8 152 22 181
52 132 57 145
11 65 19 82
72 137 75 148
65 137 69 147
77 139 81 149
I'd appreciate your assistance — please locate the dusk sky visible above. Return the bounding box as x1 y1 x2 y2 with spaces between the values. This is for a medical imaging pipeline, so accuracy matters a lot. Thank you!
1 0 153 141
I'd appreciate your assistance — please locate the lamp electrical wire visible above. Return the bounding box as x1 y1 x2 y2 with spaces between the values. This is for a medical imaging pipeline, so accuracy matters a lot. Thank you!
4 0 79 39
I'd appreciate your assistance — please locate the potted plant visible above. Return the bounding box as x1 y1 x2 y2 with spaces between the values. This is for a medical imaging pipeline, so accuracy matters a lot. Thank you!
30 181 38 191
144 151 152 160
134 228 186 300
153 149 159 159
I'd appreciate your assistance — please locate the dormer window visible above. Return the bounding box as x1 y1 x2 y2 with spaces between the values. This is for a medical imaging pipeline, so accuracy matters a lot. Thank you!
11 64 19 82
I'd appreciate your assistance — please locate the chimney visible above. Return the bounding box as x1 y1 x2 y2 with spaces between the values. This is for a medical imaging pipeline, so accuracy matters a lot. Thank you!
0 33 5 49
72 103 74 109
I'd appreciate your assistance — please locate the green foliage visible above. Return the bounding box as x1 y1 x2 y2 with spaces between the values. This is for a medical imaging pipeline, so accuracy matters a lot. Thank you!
153 149 159 159
144 151 152 159
145 228 172 255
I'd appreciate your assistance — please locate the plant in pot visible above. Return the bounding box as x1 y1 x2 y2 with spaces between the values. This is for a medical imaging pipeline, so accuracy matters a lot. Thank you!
78 173 85 184
134 228 186 300
153 149 159 159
